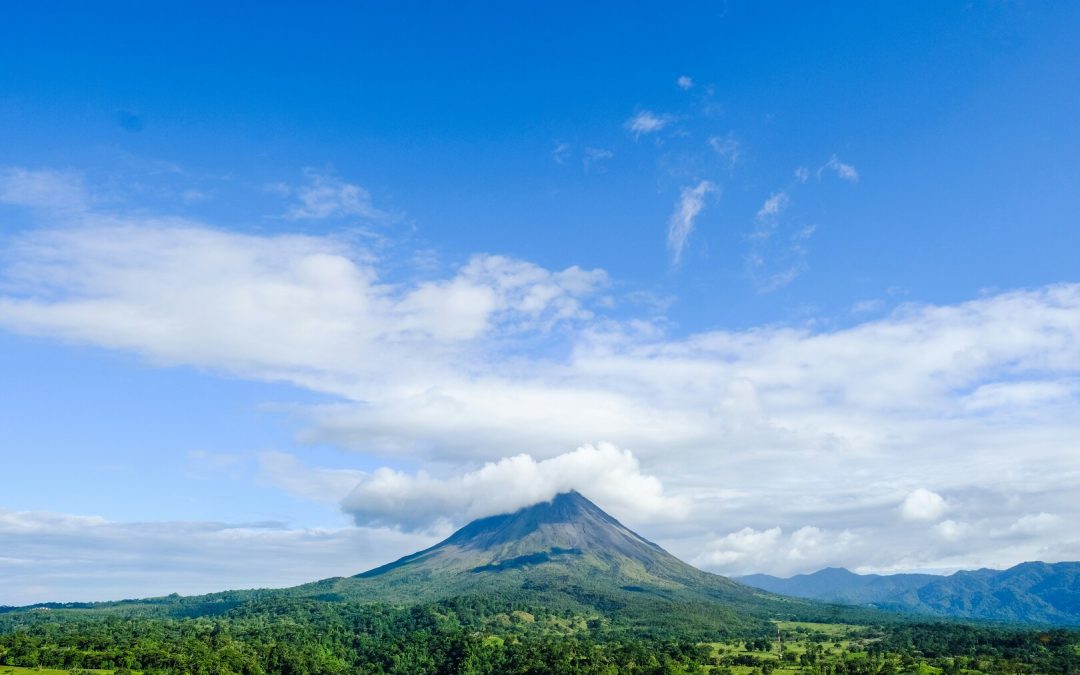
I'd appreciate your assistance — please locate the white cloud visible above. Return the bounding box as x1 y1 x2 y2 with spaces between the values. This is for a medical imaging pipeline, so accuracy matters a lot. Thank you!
961 381 1075 413
694 527 783 567
2 182 1080 580
852 299 885 314
0 507 435 605
0 226 606 380
934 519 972 541
676 75 694 90
0 167 89 212
551 142 571 164
283 169 387 221
745 256 805 293
625 110 672 139
692 526 861 576
747 190 814 291
900 488 948 522
994 512 1063 538
667 180 717 265
708 134 741 169
582 147 614 173
819 155 859 183
755 191 789 223
258 451 366 506
340 442 689 531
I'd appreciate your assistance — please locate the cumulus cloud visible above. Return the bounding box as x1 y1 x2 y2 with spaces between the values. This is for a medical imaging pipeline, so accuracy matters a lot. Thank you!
692 526 859 576
676 75 694 90
900 488 948 522
993 512 1063 538
934 519 971 542
667 180 717 265
625 110 673 139
339 443 689 531
694 526 782 568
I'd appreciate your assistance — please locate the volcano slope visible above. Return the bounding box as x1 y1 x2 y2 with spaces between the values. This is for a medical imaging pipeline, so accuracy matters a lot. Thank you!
0 491 881 642
290 491 866 637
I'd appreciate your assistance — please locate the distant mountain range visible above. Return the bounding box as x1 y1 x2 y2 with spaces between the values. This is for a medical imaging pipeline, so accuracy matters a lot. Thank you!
738 562 1080 625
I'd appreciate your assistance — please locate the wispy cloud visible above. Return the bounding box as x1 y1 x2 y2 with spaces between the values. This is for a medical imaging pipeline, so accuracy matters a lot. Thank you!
625 110 673 139
258 451 366 506
746 185 817 291
582 147 614 173
819 155 860 182
755 190 789 225
667 180 717 266
0 507 435 605
551 142 571 164
0 167 89 212
744 251 807 293
676 75 694 90
279 169 389 221
852 298 885 314
708 133 741 169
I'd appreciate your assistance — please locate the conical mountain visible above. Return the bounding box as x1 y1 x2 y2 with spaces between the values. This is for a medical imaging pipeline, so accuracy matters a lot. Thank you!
300 491 833 637
357 490 705 581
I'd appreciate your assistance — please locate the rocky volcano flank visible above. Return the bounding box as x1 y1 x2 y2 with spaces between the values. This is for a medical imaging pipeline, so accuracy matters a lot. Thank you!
358 490 693 579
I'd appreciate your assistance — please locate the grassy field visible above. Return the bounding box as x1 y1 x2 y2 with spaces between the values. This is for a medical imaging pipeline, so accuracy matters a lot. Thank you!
702 620 950 674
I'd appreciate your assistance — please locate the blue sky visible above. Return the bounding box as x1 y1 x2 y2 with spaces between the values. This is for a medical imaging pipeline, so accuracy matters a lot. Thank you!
2 1 1079 604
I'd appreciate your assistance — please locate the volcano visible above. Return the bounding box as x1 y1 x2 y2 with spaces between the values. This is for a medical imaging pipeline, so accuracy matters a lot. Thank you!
358 490 733 586
298 491 833 636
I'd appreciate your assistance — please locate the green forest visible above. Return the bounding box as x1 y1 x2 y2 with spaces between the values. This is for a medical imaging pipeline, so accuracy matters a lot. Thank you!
2 594 1078 674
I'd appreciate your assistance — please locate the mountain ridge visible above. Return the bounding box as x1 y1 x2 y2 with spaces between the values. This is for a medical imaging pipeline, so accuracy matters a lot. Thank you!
738 561 1080 625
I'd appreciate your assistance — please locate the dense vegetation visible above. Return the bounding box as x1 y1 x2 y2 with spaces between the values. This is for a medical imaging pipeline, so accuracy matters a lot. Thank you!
0 595 723 674
2 595 1079 674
